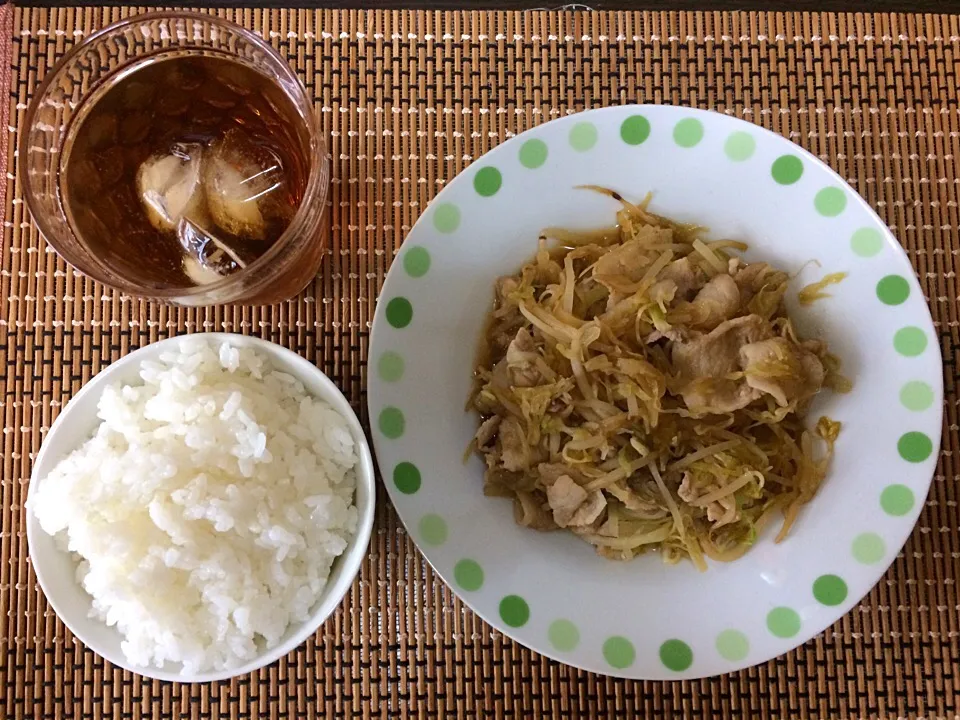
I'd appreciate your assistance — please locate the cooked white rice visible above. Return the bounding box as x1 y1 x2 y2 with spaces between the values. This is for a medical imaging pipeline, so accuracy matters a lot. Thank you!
28 337 358 675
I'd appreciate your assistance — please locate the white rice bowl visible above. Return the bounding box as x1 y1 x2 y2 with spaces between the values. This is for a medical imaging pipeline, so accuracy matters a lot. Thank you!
27 336 364 677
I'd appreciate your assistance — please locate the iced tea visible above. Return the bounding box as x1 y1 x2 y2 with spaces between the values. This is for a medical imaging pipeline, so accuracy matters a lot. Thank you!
63 55 311 290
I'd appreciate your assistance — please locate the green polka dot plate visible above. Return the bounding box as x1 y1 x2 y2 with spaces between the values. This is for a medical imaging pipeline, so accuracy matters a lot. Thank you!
367 106 943 679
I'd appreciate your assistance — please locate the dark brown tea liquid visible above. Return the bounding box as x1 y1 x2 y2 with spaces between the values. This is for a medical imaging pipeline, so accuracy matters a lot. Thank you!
63 55 310 289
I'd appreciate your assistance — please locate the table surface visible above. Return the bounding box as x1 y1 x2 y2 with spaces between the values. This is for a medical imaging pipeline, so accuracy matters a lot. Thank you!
10 0 960 12
1 6 957 720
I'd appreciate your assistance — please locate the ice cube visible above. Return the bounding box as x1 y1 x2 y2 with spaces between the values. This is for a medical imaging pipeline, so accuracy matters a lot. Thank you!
182 256 223 286
202 128 284 241
136 145 204 232
177 216 250 286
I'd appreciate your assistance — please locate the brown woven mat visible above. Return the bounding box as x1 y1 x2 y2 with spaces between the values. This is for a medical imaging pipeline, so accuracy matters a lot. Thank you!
2 7 958 719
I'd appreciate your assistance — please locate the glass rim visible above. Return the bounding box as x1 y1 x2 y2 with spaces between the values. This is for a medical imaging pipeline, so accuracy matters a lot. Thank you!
20 10 327 300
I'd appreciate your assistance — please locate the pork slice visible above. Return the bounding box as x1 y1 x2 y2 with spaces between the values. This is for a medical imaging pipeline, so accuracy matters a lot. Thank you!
671 315 773 413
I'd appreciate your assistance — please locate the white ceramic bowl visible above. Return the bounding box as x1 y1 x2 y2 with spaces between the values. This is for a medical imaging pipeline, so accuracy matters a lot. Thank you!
26 332 376 682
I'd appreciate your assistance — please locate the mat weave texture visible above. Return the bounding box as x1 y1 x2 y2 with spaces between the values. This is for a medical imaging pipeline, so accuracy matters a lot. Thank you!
1 7 958 719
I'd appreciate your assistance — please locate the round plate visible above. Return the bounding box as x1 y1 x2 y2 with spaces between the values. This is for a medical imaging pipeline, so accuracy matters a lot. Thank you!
367 106 943 679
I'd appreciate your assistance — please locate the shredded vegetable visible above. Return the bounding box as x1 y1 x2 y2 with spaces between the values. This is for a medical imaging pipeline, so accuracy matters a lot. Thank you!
469 189 849 570
798 272 848 306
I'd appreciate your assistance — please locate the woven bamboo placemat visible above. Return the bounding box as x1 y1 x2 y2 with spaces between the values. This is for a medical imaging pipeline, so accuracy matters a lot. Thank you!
1 7 958 719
